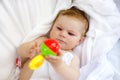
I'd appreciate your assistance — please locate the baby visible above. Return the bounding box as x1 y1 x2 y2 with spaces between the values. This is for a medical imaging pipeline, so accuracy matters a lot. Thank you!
17 7 89 80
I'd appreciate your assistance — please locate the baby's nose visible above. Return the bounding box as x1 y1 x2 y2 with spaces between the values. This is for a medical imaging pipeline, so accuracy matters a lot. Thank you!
60 31 66 38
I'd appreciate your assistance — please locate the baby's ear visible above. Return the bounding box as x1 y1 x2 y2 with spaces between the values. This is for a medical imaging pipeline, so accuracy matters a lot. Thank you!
79 37 85 43
76 37 85 46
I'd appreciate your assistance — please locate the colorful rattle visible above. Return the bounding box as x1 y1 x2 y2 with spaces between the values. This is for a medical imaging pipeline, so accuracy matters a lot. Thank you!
29 39 60 70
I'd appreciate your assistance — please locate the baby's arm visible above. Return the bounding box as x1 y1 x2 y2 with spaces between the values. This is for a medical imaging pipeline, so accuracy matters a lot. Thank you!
18 37 47 80
17 37 47 65
18 59 33 80
46 52 80 80
60 54 80 80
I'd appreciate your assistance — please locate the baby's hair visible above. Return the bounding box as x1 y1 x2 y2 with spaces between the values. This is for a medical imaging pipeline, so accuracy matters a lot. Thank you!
53 7 89 37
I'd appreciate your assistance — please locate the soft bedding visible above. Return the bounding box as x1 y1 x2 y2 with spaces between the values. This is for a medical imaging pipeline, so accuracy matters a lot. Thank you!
0 0 120 80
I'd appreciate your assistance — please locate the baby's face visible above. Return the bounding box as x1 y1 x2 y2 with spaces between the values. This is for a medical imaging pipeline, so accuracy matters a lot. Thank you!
50 15 84 50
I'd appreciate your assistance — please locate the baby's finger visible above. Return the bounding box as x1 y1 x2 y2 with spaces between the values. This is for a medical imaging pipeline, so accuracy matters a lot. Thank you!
46 55 61 62
58 49 63 56
29 48 34 53
29 49 36 58
31 41 37 48
28 52 33 58
46 55 56 60
45 56 57 63
36 47 40 54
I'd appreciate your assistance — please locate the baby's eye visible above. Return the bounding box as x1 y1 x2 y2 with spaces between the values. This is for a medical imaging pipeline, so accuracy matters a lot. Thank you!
68 32 75 36
57 27 62 31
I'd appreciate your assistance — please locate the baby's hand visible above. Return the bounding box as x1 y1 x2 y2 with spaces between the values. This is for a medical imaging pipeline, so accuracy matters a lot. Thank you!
29 37 47 58
45 50 64 67
29 40 40 58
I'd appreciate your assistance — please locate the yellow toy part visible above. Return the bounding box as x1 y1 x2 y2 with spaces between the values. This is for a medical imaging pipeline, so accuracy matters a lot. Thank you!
29 55 44 70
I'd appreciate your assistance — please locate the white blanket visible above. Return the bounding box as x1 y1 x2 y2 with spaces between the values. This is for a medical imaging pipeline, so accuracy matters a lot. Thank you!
0 0 120 80
73 0 120 80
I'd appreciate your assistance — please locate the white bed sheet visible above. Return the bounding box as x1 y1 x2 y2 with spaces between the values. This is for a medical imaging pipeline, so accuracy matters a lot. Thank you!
0 0 57 79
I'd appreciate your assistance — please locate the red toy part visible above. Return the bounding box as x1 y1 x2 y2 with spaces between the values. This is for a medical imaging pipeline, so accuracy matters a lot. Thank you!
44 39 60 55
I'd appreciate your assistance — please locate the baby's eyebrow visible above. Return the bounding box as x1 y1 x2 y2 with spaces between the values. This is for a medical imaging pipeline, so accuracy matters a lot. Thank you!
56 23 63 27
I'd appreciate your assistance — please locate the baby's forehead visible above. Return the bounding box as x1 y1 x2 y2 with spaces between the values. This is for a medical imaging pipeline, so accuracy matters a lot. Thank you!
70 17 87 29
56 15 87 31
69 16 88 31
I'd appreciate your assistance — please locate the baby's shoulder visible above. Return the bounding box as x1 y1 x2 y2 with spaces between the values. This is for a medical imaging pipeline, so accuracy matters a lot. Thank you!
61 50 74 65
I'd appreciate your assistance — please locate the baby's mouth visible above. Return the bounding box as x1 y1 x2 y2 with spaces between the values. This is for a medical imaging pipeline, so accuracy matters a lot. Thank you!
56 38 65 44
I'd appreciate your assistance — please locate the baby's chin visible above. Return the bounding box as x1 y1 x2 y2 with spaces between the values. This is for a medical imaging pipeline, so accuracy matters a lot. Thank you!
59 44 66 50
60 44 72 51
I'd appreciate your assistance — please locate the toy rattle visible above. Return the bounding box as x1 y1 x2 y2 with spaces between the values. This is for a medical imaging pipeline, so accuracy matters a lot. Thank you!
29 39 60 70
